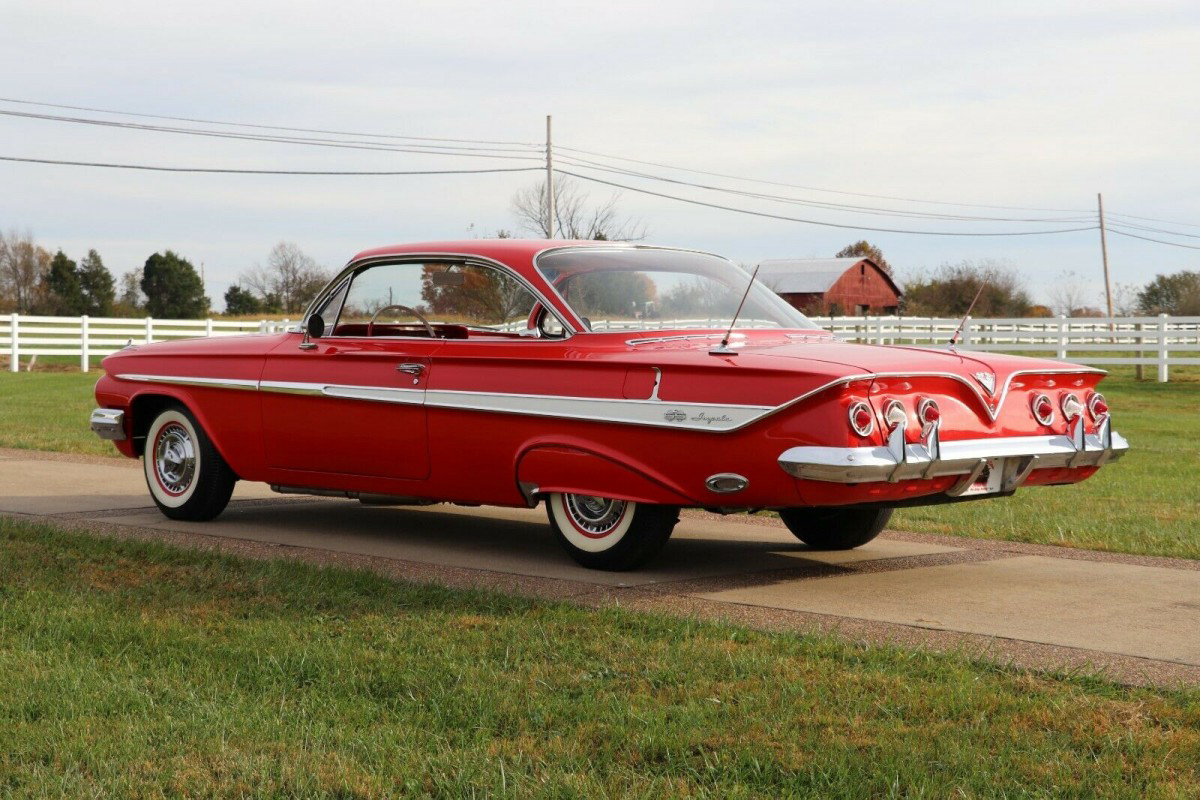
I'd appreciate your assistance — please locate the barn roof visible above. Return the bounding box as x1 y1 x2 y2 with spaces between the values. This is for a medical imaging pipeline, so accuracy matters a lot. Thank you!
756 257 903 295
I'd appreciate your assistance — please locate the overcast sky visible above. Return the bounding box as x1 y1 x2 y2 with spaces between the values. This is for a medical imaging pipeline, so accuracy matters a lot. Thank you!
2 0 1197 312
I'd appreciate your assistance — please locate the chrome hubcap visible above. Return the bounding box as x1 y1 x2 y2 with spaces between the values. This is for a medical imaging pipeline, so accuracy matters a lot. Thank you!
564 494 627 536
154 423 196 495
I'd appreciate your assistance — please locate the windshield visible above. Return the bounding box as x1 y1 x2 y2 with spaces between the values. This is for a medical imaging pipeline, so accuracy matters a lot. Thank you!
536 247 819 333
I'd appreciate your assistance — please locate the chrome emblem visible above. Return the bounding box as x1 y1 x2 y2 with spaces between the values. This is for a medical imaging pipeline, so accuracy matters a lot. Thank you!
973 371 996 395
664 409 687 422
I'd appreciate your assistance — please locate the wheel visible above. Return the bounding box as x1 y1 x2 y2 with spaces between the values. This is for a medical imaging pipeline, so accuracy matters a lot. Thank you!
779 507 892 550
143 405 236 521
546 492 679 571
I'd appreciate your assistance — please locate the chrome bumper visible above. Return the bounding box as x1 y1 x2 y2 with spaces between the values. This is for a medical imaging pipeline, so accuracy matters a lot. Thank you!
90 408 126 441
778 416 1127 494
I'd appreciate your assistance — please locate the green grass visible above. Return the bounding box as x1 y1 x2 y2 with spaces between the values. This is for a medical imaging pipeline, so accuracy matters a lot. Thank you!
1 517 1198 798
0 370 113 456
2 370 1196 560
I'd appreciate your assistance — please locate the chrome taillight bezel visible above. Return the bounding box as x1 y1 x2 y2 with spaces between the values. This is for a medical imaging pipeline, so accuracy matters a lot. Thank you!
1060 392 1084 421
917 398 940 426
1087 392 1109 419
847 401 875 437
883 400 907 431
1031 393 1055 426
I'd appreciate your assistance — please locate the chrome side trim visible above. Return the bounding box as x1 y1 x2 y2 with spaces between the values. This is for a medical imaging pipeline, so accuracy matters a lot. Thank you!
778 430 1129 484
90 408 126 441
258 380 424 406
116 374 259 390
108 367 1110 435
425 389 770 432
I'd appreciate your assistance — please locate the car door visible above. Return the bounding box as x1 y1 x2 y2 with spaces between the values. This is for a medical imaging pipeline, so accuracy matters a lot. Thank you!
259 260 443 481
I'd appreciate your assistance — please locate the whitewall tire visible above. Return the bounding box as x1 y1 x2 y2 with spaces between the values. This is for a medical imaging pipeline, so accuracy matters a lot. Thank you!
143 405 236 521
546 492 678 571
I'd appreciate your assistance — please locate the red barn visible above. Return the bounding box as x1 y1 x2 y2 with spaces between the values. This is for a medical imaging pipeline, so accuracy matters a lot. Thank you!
757 257 902 315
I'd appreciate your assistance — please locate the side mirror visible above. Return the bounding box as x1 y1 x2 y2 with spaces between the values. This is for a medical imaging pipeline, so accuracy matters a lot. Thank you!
306 314 325 339
299 314 324 350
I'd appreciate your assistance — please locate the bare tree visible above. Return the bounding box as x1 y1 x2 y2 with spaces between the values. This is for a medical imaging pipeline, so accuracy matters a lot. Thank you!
0 230 52 313
1047 270 1099 317
240 242 331 314
511 176 646 241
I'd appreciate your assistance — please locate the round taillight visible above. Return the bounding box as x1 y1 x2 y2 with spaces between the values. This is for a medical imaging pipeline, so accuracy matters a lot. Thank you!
1031 393 1055 426
848 401 874 437
917 398 940 426
1088 392 1109 418
1061 393 1083 421
884 400 907 431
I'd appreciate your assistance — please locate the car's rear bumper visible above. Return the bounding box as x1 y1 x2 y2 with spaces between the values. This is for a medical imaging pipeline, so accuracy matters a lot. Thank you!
778 417 1127 495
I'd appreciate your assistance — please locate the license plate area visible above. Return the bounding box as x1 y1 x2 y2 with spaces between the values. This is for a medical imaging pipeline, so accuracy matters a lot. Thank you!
962 458 1004 496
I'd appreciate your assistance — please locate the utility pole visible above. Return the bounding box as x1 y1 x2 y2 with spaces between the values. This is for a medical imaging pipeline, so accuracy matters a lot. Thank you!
545 115 555 239
1097 193 1114 317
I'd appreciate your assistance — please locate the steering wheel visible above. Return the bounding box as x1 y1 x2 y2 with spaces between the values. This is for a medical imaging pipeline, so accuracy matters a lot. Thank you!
367 304 436 338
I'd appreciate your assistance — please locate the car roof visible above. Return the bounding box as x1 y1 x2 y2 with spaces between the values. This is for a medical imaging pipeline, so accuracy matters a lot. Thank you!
349 239 635 269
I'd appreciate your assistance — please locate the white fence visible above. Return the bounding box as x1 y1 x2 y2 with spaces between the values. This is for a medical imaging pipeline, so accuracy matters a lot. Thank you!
2 313 1199 381
0 314 293 373
811 314 1200 382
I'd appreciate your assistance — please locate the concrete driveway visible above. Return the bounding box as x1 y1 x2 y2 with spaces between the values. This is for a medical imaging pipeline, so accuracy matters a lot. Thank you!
2 448 1198 685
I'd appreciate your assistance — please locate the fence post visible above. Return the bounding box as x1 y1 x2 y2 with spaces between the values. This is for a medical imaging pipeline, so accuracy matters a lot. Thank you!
205 318 214 338
1135 322 1144 381
1056 315 1068 360
259 319 268 334
8 313 17 372
80 315 89 372
145 316 153 344
1157 313 1169 382
960 316 972 348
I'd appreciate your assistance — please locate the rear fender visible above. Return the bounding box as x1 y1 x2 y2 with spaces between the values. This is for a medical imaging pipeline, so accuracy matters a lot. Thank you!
516 442 698 507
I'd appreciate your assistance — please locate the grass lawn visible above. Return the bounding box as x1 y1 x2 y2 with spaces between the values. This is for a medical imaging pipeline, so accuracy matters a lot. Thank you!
1 517 1198 797
1 368 1196 559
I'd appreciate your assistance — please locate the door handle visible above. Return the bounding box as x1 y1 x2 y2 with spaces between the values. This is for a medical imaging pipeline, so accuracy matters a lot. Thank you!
395 362 426 376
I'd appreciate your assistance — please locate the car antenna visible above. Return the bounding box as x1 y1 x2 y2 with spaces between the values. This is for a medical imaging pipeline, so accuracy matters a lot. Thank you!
710 262 763 356
947 279 988 351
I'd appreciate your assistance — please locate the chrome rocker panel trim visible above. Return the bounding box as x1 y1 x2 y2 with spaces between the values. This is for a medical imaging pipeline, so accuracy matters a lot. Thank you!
778 417 1128 487
90 408 127 441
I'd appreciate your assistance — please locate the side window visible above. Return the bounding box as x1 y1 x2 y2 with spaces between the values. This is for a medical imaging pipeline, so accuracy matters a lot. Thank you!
332 261 562 337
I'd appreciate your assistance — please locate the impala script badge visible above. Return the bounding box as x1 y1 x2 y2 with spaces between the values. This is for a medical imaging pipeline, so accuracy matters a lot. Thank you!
664 409 687 422
972 371 996 395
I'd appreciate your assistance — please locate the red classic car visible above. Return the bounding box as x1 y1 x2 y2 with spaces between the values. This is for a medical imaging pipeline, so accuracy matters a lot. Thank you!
91 240 1127 570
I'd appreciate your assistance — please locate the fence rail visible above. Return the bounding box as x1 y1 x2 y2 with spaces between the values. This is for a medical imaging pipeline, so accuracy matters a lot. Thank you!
2 313 1198 381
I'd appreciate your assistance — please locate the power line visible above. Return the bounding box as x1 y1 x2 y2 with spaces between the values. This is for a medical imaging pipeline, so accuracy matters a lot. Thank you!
558 169 1100 237
0 155 544 176
0 95 539 148
0 109 544 161
1105 219 1200 240
1105 210 1200 230
1108 228 1200 250
554 144 1094 214
555 155 1095 224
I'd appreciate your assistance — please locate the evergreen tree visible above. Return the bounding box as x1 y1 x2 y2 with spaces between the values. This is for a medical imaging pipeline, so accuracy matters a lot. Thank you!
141 251 209 318
44 250 86 314
78 249 115 316
223 284 263 315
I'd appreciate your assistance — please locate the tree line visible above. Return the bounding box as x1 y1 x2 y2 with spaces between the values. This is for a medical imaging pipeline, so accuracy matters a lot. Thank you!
0 232 331 319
